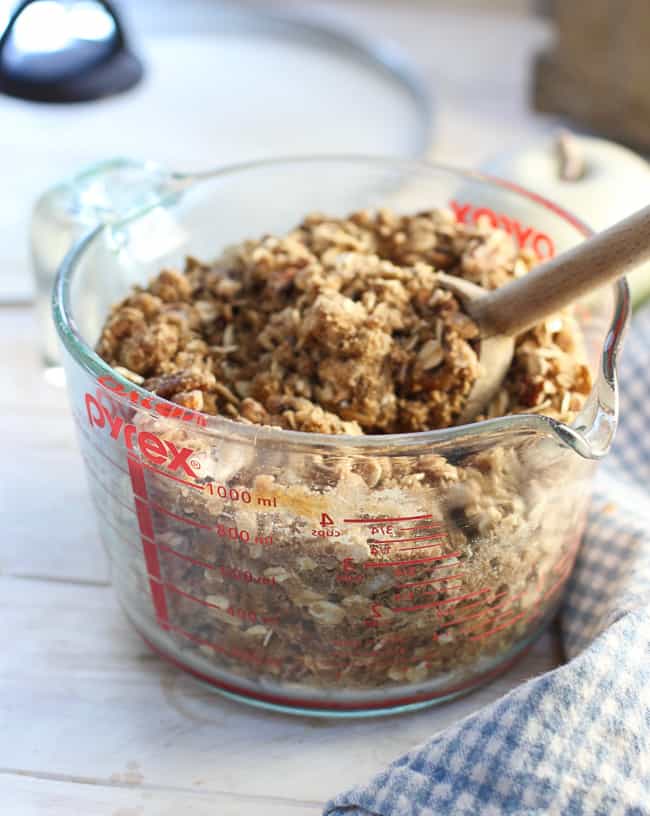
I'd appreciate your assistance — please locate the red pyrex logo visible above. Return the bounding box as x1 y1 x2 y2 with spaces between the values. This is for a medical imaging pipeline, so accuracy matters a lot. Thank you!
85 388 200 479
97 375 207 426
450 201 555 259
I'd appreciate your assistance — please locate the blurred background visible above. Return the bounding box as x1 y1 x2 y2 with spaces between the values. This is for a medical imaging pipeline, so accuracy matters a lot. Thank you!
3 0 650 311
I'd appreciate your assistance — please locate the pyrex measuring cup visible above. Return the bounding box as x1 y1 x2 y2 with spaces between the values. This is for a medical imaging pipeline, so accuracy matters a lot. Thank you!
53 157 629 716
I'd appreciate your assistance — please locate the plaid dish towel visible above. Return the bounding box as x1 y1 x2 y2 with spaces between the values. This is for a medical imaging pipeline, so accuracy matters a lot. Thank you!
325 308 650 816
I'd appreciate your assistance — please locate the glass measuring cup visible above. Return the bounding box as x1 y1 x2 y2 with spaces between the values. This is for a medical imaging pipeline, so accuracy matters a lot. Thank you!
53 157 629 716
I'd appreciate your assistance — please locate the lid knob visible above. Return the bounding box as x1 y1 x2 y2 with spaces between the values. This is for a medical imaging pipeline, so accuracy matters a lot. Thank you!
0 0 143 102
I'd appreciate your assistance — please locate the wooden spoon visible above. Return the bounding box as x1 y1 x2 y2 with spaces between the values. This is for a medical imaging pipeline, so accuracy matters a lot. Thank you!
439 203 650 423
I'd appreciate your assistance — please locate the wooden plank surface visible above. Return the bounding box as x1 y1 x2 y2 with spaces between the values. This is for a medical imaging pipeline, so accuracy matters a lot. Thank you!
1 308 562 812
2 775 323 816
1 577 560 809
1 310 108 583
0 4 562 813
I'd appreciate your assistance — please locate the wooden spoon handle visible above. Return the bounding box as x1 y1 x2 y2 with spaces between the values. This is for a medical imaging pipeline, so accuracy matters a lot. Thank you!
468 202 650 337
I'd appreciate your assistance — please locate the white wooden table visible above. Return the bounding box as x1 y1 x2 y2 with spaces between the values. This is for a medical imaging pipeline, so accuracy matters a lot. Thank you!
1 5 562 813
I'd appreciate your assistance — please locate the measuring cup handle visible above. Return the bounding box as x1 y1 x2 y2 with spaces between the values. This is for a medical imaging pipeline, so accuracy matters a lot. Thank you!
472 203 650 338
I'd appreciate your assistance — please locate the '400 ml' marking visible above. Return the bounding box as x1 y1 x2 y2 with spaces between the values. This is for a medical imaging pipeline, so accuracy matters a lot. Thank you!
450 200 555 259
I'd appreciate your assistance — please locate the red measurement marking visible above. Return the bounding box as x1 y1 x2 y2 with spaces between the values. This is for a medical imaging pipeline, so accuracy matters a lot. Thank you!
437 600 495 630
165 623 280 669
127 456 169 629
149 576 169 629
371 533 446 545
157 541 217 571
398 573 465 589
92 504 218 574
364 551 461 569
398 543 445 552
464 590 523 628
127 454 147 499
437 588 490 607
344 514 433 524
553 553 573 576
393 587 489 614
469 568 570 642
541 565 572 602
469 608 532 642
133 497 154 540
150 501 213 530
166 584 280 625
330 638 364 650
81 453 136 514
97 375 207 427
73 414 129 474
139 628 533 712
487 590 511 606
397 523 444 534
147 579 169 630
142 461 205 490
165 582 228 610
451 200 556 259
553 545 579 576
352 650 409 664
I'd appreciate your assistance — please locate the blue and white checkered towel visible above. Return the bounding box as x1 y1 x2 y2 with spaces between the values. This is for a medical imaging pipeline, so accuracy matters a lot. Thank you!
326 309 650 816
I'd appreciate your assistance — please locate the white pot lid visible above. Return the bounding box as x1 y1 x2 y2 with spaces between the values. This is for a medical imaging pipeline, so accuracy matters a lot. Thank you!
1 8 431 301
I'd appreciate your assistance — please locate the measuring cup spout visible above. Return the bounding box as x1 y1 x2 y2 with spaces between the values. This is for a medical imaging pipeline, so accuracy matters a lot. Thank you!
51 157 632 715
554 278 630 461
61 157 196 227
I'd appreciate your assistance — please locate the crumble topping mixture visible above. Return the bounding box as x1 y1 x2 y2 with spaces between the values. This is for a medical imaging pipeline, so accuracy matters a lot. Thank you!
97 208 591 434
